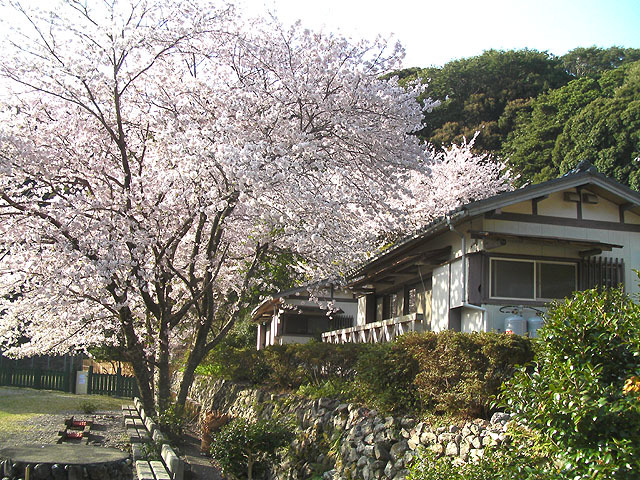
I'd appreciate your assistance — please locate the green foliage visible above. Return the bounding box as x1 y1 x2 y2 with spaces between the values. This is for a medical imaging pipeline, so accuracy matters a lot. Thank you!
354 340 420 414
561 46 640 79
413 331 533 418
140 440 162 461
210 417 294 480
296 378 358 401
408 445 559 480
78 399 98 414
262 341 366 389
503 59 640 188
552 62 640 189
197 331 532 419
500 287 640 479
400 49 570 152
353 332 533 418
156 404 188 444
195 320 270 383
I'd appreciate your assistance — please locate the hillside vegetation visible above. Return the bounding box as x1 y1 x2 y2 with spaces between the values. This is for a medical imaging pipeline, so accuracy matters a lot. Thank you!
396 46 640 188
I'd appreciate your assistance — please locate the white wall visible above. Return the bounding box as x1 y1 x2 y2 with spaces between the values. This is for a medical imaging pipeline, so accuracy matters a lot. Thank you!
461 308 484 333
432 264 450 332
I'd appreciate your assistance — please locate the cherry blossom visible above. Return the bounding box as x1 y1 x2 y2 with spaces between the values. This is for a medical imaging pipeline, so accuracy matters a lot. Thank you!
0 0 511 412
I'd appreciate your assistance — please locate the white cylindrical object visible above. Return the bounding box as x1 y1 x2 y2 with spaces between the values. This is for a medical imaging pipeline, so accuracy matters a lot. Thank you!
504 314 526 336
527 315 544 338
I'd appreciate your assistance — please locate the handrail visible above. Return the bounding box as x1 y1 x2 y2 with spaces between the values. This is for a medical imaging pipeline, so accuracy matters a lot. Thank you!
321 313 424 344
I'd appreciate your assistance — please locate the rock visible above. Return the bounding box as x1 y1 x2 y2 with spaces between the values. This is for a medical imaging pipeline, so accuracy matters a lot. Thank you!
403 451 416 467
384 461 397 478
438 432 455 443
336 404 349 414
363 445 375 457
374 443 391 461
429 443 444 456
407 435 419 450
51 464 66 480
357 456 368 468
401 418 415 429
322 469 336 480
490 412 511 424
390 440 409 461
393 470 409 480
400 428 410 439
449 425 460 433
364 433 375 444
32 463 50 480
445 441 459 456
420 431 437 444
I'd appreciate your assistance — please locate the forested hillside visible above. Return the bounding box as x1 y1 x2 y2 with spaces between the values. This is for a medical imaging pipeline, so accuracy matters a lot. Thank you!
397 47 640 188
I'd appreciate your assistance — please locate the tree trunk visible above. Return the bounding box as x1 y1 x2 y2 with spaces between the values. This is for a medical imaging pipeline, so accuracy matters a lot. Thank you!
176 334 207 407
157 317 171 413
120 313 156 416
247 457 254 480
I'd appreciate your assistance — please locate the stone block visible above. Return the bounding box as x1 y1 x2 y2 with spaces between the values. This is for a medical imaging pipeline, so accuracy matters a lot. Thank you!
150 460 171 480
445 441 459 456
162 444 184 480
389 440 408 461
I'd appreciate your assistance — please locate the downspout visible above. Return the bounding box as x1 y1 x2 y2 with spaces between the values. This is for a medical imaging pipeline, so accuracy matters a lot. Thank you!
447 216 488 332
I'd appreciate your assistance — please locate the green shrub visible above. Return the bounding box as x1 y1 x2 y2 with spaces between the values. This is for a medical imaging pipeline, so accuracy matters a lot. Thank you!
78 400 98 414
210 417 294 480
354 340 420 413
500 287 640 479
409 331 534 418
156 404 188 444
408 445 559 480
296 378 359 401
354 332 533 417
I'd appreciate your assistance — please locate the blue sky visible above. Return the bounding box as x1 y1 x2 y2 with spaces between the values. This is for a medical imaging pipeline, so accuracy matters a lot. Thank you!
240 0 640 67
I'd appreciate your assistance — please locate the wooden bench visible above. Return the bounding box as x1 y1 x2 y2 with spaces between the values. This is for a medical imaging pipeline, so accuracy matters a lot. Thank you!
126 398 184 480
135 444 183 480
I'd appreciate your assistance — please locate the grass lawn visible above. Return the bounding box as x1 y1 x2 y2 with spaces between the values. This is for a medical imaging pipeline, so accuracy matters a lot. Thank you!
0 386 130 435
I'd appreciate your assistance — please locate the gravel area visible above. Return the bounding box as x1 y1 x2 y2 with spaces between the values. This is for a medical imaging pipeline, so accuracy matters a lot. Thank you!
0 411 129 451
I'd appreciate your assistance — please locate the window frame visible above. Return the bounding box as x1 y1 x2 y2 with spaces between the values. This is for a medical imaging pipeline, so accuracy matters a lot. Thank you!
489 257 577 302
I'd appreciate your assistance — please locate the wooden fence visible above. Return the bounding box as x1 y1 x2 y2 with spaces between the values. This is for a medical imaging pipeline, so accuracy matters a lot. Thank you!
86 366 139 397
0 365 138 398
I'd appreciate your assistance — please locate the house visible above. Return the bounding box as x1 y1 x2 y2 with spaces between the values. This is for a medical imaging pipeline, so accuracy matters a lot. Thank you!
252 283 358 350
253 163 640 346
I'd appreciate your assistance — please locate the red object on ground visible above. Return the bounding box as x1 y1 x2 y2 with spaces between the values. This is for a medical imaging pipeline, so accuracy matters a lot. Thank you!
72 421 88 427
65 431 84 439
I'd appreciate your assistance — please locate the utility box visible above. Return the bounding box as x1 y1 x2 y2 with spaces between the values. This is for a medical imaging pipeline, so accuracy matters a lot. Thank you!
75 370 88 395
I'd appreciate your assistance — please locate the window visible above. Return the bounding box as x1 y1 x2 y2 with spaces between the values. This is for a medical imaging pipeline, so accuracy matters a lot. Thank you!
490 258 577 301
407 287 418 314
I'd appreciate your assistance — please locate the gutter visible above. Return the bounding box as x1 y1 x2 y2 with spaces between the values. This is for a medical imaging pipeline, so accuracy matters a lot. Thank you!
446 215 488 332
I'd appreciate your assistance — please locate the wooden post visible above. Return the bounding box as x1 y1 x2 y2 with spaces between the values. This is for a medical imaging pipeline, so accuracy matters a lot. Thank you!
87 366 93 395
116 367 123 397
34 368 41 390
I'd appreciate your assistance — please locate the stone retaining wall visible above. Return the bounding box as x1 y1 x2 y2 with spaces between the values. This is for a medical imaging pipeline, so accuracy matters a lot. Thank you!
186 376 511 480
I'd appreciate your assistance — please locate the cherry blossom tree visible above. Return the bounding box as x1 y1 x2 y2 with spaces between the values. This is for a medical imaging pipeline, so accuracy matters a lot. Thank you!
0 0 511 413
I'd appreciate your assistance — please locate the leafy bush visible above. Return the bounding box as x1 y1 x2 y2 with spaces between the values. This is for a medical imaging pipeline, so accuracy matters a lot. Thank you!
78 400 98 414
195 329 533 418
156 404 188 443
408 445 559 480
409 331 534 418
500 287 640 479
354 341 420 413
210 417 294 480
355 332 533 417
